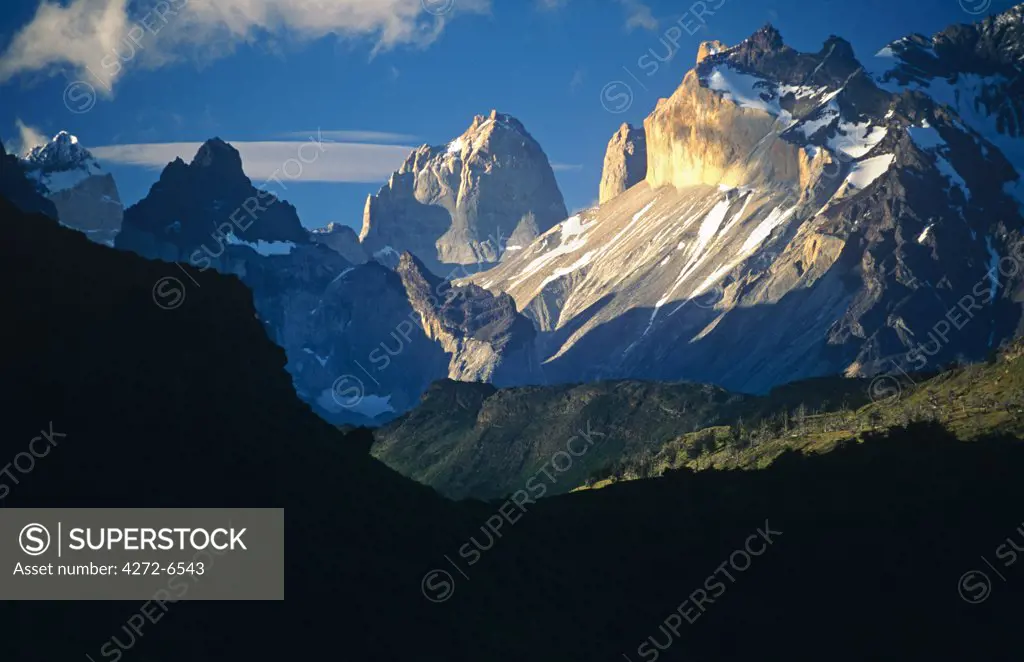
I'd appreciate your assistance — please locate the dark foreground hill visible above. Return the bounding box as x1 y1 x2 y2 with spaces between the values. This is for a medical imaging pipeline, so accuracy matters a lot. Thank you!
3 195 1024 662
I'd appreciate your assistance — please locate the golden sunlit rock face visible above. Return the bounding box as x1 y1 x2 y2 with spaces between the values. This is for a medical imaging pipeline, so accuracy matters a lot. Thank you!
466 20 1024 395
643 70 803 191
696 39 728 65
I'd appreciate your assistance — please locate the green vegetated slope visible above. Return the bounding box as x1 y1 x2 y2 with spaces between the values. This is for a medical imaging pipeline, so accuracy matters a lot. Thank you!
582 341 1024 490
371 372 874 500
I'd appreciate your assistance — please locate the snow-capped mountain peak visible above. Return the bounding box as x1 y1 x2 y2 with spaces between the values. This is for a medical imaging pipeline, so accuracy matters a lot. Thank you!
467 16 1024 396
18 131 122 245
22 131 101 175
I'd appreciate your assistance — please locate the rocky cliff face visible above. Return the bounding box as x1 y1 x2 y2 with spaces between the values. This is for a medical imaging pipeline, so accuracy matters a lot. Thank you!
112 139 448 425
360 110 568 274
871 5 1024 198
644 29 876 191
223 250 452 425
310 222 368 264
112 138 545 425
598 123 647 204
468 17 1024 393
395 252 543 386
21 132 122 245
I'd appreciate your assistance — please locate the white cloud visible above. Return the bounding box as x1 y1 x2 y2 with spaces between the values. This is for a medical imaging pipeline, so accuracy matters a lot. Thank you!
90 139 414 183
0 0 489 92
14 119 48 156
280 130 419 144
0 0 130 88
551 163 583 172
617 0 658 31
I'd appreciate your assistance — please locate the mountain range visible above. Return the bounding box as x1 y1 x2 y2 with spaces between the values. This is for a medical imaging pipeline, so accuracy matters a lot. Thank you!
468 18 1024 396
6 6 1024 658
4 7 1024 438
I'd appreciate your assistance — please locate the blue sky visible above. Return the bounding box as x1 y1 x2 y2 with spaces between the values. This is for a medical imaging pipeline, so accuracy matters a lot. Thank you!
0 0 1016 230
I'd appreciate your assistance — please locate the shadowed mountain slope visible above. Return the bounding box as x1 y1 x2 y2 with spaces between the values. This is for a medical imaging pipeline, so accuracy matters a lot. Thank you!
3 194 1024 662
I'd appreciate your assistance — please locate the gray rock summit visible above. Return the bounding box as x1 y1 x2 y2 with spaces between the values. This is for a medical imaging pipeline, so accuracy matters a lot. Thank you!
310 222 368 264
360 110 568 274
599 123 647 204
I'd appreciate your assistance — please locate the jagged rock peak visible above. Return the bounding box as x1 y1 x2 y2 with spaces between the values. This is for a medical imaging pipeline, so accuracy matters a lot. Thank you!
599 123 647 204
820 35 856 62
18 131 120 244
395 250 540 385
471 109 529 135
191 137 243 171
22 131 97 172
310 221 368 264
115 134 308 259
408 109 537 167
874 4 1024 87
697 20 863 89
748 23 784 52
360 110 567 272
697 40 729 65
614 122 643 139
311 222 348 235
395 250 438 294
982 3 1024 33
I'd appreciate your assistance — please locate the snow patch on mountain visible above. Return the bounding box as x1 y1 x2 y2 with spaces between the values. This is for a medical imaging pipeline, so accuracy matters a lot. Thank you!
828 122 888 159
27 166 95 194
708 66 790 121
226 232 297 256
511 213 593 288
740 204 798 254
710 66 834 111
845 154 895 189
446 137 464 155
908 121 971 199
791 100 840 139
22 131 106 192
538 251 597 291
317 389 395 419
907 123 945 150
